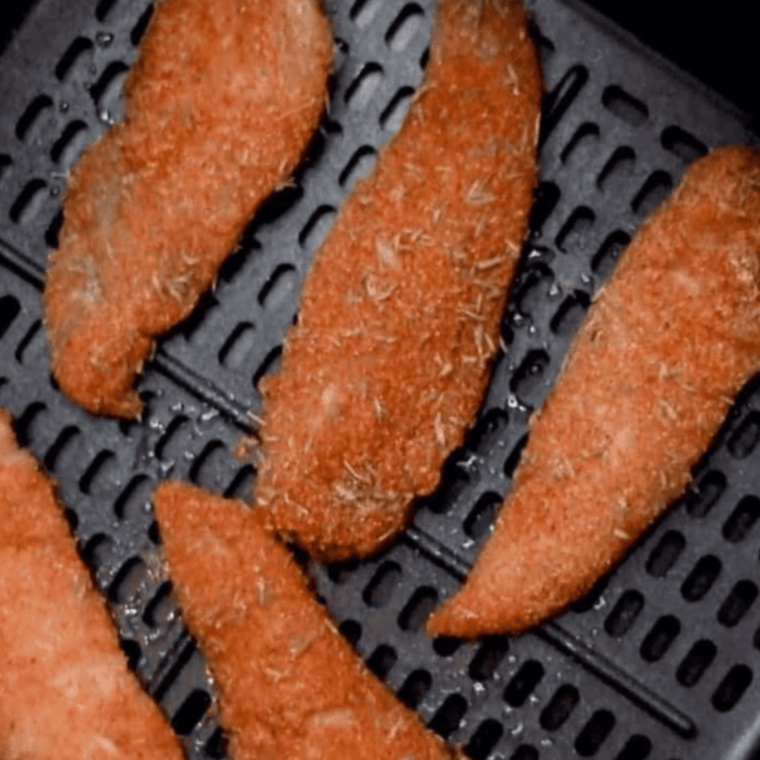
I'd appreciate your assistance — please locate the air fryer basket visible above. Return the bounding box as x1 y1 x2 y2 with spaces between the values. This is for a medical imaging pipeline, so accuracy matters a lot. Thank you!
1 0 760 757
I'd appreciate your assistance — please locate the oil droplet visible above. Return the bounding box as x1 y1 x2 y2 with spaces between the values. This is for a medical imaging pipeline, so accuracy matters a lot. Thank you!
96 31 114 47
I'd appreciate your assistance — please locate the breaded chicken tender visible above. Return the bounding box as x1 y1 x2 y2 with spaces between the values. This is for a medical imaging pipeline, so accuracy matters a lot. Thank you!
0 410 184 759
153 481 463 760
427 144 760 638
44 0 333 418
255 0 542 562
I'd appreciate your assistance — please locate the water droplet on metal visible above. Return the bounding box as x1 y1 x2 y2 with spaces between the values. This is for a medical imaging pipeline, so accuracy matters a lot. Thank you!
593 595 607 610
49 187 60 198
59 101 69 112
96 31 114 47
98 108 114 125
200 408 219 424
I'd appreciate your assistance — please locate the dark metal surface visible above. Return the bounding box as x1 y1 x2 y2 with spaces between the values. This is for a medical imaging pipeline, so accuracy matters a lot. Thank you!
1 0 759 758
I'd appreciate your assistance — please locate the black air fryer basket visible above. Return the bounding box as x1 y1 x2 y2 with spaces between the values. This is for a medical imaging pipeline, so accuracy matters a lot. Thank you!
1 0 760 758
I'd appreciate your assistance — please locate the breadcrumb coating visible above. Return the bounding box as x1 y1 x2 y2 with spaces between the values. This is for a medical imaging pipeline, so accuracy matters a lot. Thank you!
153 481 463 760
0 410 184 759
44 0 333 418
427 144 760 638
256 0 542 561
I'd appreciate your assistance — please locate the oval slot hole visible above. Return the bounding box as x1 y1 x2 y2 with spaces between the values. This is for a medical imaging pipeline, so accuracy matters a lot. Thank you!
602 85 648 126
723 496 760 543
385 3 425 52
676 639 717 687
218 323 256 369
55 37 94 80
428 694 467 739
15 95 54 141
10 179 48 224
604 589 644 638
640 615 680 662
540 684 580 731
344 63 384 111
504 660 544 707
397 586 438 631
380 86 414 132
363 561 402 608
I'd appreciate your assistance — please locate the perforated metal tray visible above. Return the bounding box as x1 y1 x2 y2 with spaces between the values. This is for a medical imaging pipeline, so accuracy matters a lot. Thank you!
1 0 760 758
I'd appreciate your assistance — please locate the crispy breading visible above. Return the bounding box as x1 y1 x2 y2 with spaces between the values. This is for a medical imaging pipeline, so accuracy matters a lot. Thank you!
153 481 463 760
255 0 542 561
44 0 333 418
0 410 184 759
427 144 760 638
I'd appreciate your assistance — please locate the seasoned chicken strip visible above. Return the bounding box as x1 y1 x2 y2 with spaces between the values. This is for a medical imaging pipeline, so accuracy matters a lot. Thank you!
153 480 462 760
44 0 333 418
255 0 542 561
0 410 184 759
428 144 760 638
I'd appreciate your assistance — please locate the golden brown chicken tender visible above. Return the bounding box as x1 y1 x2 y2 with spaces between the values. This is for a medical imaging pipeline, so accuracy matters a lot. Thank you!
44 0 333 418
255 0 542 562
153 480 463 760
0 410 184 759
427 144 760 638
